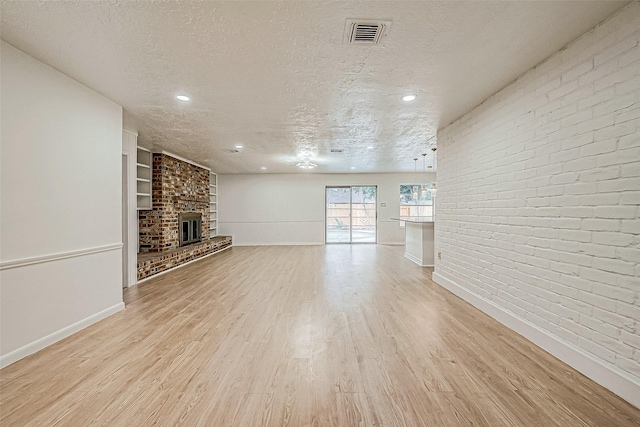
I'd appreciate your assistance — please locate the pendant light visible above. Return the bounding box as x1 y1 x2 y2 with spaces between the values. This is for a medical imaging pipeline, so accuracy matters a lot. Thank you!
429 147 437 197
421 153 428 198
412 158 419 200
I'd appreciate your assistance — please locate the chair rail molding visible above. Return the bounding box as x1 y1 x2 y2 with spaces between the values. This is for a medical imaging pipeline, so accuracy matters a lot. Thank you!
0 243 123 270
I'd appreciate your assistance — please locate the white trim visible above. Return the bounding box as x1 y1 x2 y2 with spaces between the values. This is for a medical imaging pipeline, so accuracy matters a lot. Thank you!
0 302 125 369
123 129 138 137
0 244 123 270
231 242 404 247
220 221 323 224
404 252 433 267
136 245 232 284
233 242 324 247
123 131 139 288
152 150 211 171
404 252 422 265
432 272 640 409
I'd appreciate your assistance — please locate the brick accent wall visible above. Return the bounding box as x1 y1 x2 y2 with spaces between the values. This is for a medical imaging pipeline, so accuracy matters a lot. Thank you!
435 4 639 404
139 153 210 252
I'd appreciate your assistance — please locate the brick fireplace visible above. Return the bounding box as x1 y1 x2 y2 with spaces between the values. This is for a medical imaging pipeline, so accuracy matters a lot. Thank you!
139 153 210 253
137 152 232 281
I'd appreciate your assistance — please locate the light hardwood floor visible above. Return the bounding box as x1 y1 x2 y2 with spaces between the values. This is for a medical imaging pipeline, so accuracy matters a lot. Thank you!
1 245 639 426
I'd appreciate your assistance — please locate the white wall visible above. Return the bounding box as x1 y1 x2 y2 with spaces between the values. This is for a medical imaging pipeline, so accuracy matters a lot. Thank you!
0 42 124 367
434 4 640 407
219 172 436 246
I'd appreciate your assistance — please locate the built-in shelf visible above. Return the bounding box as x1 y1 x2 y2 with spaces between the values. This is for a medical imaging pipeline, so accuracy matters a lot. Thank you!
136 147 152 210
209 172 217 237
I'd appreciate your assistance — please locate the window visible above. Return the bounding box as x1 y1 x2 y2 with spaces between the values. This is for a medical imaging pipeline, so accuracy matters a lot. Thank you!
400 184 433 217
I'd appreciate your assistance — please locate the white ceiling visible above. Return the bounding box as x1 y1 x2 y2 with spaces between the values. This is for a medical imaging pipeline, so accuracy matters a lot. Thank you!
0 1 629 174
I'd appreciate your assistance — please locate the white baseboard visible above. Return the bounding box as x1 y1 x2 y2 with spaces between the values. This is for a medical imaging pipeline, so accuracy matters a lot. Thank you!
432 272 640 409
234 242 404 247
0 302 125 369
404 252 433 267
233 242 324 246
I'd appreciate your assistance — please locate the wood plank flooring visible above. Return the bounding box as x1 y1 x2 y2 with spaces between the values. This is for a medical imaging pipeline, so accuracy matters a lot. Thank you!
1 245 639 426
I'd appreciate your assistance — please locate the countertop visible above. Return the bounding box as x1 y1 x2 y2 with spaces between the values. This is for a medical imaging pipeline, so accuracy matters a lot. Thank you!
390 217 435 223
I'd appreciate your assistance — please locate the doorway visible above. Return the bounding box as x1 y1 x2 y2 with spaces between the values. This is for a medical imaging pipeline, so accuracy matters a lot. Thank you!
326 186 377 244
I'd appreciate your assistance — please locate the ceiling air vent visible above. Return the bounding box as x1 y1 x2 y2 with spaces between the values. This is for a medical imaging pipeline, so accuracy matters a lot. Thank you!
344 19 392 45
330 149 344 153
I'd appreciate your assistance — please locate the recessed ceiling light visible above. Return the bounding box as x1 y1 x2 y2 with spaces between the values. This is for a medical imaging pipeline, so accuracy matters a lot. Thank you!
367 146 374 150
176 95 190 101
402 94 416 102
235 144 243 149
261 166 267 170
351 166 356 170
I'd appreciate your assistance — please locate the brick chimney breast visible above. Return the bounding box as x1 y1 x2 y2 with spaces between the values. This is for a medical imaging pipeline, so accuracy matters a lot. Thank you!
138 153 210 253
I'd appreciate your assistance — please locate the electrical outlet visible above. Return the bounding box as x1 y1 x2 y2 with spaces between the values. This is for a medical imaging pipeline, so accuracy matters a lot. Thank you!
438 251 442 260
380 202 386 207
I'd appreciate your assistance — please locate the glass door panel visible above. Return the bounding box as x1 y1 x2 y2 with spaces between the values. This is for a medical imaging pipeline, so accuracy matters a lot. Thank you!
326 187 351 243
326 186 377 244
351 186 377 243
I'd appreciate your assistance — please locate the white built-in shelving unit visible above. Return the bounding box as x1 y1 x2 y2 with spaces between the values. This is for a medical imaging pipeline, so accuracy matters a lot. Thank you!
136 146 152 210
209 172 217 237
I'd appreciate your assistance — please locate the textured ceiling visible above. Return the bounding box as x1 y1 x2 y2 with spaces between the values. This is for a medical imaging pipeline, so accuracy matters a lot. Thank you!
0 1 629 174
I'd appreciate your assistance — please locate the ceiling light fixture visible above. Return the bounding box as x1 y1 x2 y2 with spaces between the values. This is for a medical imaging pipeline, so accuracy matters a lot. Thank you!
412 158 419 200
261 166 267 170
430 147 437 198
235 144 243 149
421 153 428 198
367 146 374 149
297 159 317 169
351 166 356 170
176 95 190 101
402 94 416 102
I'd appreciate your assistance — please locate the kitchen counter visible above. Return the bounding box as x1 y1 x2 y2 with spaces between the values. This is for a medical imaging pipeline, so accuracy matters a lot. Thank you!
390 217 434 267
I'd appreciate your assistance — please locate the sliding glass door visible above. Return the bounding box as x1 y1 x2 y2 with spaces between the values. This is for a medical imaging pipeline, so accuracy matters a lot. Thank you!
351 186 377 242
326 186 377 244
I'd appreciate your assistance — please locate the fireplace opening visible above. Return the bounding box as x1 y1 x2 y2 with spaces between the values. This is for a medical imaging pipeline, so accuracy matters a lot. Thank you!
179 212 202 247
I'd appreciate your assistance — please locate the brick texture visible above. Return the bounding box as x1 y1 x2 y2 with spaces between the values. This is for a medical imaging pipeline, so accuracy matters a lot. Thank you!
139 153 210 252
137 236 232 280
436 4 640 380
